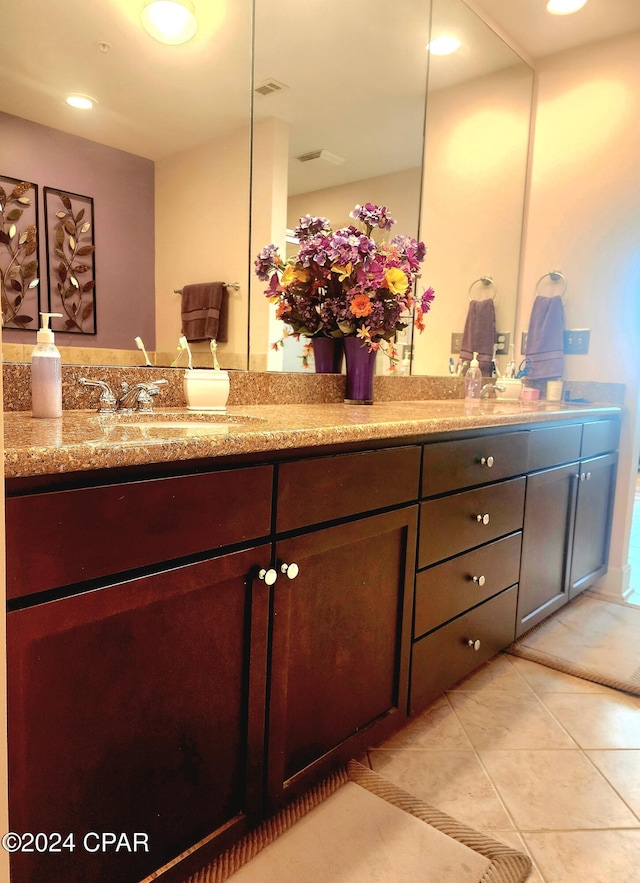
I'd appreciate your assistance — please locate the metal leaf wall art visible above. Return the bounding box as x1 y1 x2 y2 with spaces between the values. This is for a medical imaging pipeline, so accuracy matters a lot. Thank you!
0 176 40 330
45 188 96 334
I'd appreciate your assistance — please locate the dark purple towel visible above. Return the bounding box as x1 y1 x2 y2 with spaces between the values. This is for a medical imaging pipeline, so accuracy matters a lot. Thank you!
526 295 564 379
460 299 496 377
181 282 228 342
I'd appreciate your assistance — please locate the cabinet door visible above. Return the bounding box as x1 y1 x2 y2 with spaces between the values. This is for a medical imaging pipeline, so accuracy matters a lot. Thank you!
7 544 271 883
267 508 417 805
517 463 577 638
570 453 617 598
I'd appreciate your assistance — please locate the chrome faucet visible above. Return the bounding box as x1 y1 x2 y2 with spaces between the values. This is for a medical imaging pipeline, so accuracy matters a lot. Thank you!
480 382 506 400
79 377 167 412
117 379 168 412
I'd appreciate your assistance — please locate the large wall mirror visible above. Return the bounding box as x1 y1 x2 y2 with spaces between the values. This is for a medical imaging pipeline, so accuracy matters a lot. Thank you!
248 0 534 376
414 0 534 376
0 0 253 369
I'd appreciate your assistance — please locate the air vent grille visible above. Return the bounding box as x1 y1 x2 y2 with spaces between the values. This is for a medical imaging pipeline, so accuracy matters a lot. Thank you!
255 79 288 96
296 149 345 166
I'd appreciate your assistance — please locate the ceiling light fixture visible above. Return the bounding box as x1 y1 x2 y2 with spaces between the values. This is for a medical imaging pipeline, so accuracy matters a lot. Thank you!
66 94 97 110
427 35 461 56
141 0 198 45
546 0 587 15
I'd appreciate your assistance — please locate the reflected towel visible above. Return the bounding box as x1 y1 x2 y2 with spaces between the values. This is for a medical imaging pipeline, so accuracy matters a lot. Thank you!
460 299 496 376
181 282 228 342
526 295 564 379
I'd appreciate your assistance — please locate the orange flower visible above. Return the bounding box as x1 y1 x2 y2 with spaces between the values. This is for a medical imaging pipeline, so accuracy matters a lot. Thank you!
350 294 373 317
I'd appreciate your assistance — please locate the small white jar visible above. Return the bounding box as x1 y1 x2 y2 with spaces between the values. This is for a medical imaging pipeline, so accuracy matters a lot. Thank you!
183 369 230 411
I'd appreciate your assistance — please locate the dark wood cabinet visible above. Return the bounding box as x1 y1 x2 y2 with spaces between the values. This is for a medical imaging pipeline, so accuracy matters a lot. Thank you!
517 462 578 637
266 507 417 806
4 415 621 880
7 544 271 883
570 452 617 597
517 420 619 637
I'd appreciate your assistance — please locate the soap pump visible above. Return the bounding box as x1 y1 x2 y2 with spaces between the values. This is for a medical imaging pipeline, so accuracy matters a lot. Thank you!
464 351 482 401
31 311 63 418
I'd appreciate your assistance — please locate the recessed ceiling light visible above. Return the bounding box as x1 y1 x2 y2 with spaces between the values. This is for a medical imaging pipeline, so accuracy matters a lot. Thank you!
546 0 587 14
66 94 97 110
141 0 198 45
427 35 461 56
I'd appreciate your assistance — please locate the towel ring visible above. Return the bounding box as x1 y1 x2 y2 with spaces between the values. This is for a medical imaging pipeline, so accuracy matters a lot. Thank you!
468 276 496 301
535 270 567 298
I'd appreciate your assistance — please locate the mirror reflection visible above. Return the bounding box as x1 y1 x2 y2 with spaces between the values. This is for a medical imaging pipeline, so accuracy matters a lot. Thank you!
414 0 534 376
249 0 430 373
249 0 534 377
0 0 252 369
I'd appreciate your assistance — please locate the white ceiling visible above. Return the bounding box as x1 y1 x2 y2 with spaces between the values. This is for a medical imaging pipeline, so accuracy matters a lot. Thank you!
1 0 639 188
472 0 640 60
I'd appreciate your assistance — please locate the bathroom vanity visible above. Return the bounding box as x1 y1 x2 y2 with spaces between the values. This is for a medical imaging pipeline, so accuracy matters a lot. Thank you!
3 401 620 882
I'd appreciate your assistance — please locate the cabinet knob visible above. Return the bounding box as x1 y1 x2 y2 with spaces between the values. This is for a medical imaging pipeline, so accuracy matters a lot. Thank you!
476 513 490 525
480 456 494 468
467 639 481 651
586 472 591 481
280 562 299 580
258 568 278 586
472 575 486 587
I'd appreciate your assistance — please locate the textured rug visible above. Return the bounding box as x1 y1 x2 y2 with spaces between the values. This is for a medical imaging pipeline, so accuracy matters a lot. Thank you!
182 760 532 883
507 594 640 696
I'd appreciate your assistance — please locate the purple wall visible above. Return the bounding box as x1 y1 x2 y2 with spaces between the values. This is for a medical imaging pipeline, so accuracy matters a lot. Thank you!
1 111 155 350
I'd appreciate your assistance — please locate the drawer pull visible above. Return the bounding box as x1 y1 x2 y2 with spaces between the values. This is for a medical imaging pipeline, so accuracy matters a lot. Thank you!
472 575 486 586
480 456 494 468
467 639 481 651
280 562 299 580
476 513 490 525
258 568 278 586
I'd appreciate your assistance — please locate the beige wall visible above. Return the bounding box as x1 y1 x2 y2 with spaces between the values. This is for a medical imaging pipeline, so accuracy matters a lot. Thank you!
155 127 252 370
518 30 640 599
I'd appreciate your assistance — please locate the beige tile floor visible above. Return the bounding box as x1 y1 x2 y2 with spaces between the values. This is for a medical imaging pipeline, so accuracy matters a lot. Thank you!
368 653 640 882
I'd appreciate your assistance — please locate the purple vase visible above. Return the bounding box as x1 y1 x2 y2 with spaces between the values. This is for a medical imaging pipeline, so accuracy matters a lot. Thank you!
343 337 377 404
312 337 344 373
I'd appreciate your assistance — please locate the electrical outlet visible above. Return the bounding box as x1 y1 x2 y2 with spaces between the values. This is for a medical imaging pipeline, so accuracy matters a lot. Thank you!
494 331 510 355
451 332 463 354
521 332 528 354
564 328 590 355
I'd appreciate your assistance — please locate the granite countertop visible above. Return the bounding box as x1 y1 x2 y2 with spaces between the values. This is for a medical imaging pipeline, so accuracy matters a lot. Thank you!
3 400 621 479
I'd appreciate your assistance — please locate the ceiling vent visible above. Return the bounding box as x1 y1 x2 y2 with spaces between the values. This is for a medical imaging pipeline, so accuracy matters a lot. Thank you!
296 149 345 166
254 78 288 96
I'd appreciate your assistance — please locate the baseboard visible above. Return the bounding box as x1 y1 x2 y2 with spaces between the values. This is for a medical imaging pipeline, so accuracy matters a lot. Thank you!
586 563 633 605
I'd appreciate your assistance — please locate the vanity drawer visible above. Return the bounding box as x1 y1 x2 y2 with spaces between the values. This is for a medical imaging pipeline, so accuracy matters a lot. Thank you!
414 532 522 638
276 446 421 532
421 432 528 497
418 477 525 568
528 423 582 472
581 418 620 459
410 585 518 714
5 465 274 599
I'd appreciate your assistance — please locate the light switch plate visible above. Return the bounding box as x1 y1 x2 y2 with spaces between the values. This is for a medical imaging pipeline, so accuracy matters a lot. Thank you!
564 329 590 355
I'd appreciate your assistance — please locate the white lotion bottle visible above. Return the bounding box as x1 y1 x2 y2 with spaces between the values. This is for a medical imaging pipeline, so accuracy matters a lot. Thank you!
31 312 63 418
464 351 482 401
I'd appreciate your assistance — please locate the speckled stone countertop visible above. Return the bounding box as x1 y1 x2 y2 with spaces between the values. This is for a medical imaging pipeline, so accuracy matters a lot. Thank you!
3 400 622 480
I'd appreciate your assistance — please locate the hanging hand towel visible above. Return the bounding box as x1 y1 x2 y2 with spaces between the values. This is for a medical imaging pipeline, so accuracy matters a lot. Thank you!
181 282 228 342
526 295 564 379
459 298 496 376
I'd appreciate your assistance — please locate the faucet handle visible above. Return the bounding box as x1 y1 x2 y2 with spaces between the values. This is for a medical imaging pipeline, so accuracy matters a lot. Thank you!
79 378 117 413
